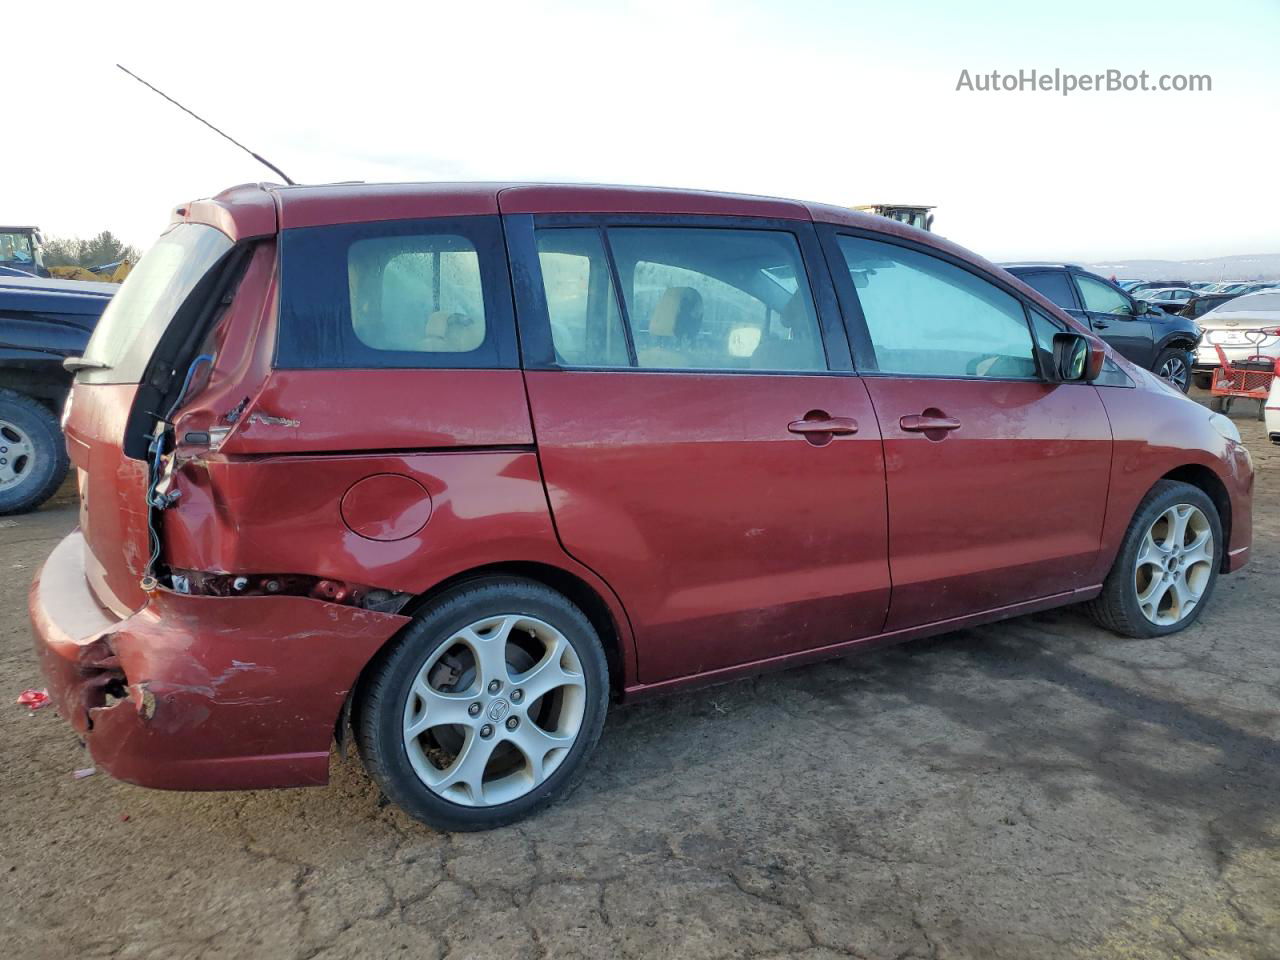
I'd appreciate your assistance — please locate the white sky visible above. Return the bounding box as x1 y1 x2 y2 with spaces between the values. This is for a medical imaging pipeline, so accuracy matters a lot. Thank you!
8 0 1279 261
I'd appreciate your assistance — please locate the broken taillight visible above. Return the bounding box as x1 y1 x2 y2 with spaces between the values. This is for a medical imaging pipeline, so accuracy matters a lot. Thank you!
167 570 410 613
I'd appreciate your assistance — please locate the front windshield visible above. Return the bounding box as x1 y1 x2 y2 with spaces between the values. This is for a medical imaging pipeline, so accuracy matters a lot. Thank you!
79 223 233 384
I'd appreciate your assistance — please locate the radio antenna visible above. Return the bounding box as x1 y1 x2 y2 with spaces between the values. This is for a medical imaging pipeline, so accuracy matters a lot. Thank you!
116 64 296 185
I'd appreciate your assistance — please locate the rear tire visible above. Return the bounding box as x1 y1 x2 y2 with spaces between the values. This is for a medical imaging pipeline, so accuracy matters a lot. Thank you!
354 577 610 831
0 388 69 515
1085 480 1222 639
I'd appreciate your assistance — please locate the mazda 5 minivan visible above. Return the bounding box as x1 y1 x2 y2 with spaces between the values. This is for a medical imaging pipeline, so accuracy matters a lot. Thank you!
31 182 1253 831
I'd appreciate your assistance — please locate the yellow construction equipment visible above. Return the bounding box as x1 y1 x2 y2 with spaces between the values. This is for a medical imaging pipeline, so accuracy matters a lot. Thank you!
1 226 132 283
853 205 935 232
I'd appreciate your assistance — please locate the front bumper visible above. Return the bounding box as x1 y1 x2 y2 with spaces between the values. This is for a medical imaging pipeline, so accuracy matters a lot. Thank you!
30 531 408 790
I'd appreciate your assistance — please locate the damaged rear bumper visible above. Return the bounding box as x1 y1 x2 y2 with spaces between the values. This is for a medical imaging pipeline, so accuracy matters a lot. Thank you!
29 530 409 790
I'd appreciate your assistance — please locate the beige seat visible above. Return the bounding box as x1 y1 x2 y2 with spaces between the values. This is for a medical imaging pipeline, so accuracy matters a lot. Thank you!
637 287 702 368
751 292 822 370
425 310 484 353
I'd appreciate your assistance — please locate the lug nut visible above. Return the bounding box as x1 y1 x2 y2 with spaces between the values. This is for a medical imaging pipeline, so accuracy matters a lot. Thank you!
479 724 494 738
468 702 482 717
505 716 519 730
487 679 502 693
510 689 523 703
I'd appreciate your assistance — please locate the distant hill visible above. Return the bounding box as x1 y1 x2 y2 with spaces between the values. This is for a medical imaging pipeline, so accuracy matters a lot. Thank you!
1080 253 1280 282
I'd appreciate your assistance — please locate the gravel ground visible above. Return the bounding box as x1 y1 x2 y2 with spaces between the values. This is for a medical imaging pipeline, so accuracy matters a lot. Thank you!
2 394 1278 959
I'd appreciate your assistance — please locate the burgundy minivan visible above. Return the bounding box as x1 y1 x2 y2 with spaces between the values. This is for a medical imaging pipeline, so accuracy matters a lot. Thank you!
31 182 1253 830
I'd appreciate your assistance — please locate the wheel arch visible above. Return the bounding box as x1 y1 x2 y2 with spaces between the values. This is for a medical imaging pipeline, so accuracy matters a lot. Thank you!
1155 331 1199 353
401 562 629 693
338 560 632 753
1159 464 1232 571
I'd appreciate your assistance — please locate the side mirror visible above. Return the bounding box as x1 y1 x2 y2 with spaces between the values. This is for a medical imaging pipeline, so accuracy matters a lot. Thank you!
1129 299 1149 315
1052 332 1106 382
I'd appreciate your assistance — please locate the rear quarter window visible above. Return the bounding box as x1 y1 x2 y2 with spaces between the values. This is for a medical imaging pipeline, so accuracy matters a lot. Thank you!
276 216 517 369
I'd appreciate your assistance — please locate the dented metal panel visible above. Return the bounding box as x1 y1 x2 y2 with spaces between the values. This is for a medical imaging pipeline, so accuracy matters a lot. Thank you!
31 531 408 790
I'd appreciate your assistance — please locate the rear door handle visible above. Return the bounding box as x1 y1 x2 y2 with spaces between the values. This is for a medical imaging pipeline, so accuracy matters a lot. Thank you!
899 414 961 433
788 416 859 436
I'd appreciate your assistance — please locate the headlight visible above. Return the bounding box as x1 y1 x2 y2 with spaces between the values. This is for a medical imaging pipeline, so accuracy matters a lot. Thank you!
1208 411 1241 444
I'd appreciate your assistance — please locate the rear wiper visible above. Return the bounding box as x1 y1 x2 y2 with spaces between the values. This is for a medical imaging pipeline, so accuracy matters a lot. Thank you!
63 356 111 372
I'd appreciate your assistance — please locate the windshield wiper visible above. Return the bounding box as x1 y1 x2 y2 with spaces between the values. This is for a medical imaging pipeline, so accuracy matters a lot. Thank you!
63 356 111 372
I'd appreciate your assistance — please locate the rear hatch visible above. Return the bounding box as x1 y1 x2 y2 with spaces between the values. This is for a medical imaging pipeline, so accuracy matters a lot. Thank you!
65 219 250 616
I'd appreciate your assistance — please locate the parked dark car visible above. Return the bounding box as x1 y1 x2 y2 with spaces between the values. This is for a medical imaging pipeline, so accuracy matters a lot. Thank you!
32 183 1252 831
1129 279 1191 294
0 275 114 512
1138 287 1200 310
1179 292 1242 320
1002 263 1202 391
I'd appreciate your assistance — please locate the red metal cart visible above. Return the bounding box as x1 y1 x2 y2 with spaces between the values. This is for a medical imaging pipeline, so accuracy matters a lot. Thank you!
1209 344 1279 419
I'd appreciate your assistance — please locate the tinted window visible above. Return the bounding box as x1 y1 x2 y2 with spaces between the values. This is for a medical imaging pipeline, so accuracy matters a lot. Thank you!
534 228 629 366
1076 275 1132 315
837 236 1036 379
1018 270 1077 309
604 227 826 372
350 235 484 353
277 216 516 369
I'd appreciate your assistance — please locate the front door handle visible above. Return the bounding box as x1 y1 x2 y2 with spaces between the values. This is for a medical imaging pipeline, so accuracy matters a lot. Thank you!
1092 319 1111 329
788 416 859 436
900 413 961 433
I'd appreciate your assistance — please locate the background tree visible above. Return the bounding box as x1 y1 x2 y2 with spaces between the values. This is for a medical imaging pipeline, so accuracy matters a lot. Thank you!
41 231 140 268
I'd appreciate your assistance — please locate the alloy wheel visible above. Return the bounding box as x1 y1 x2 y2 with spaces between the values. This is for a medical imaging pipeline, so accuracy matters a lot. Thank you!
402 614 587 807
0 420 35 492
1158 355 1189 390
1133 504 1214 626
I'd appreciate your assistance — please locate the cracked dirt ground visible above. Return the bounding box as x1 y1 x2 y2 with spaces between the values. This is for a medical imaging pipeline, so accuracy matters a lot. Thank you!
3 399 1278 959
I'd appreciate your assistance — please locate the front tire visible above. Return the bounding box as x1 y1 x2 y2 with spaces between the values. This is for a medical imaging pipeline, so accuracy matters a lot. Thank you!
1086 480 1222 638
0 388 69 515
1154 347 1193 393
355 577 609 831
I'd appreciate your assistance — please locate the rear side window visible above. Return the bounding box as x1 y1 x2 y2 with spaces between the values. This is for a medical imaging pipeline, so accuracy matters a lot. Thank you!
277 216 516 369
837 235 1036 379
609 227 825 372
1018 270 1077 309
535 229 630 366
531 225 827 372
